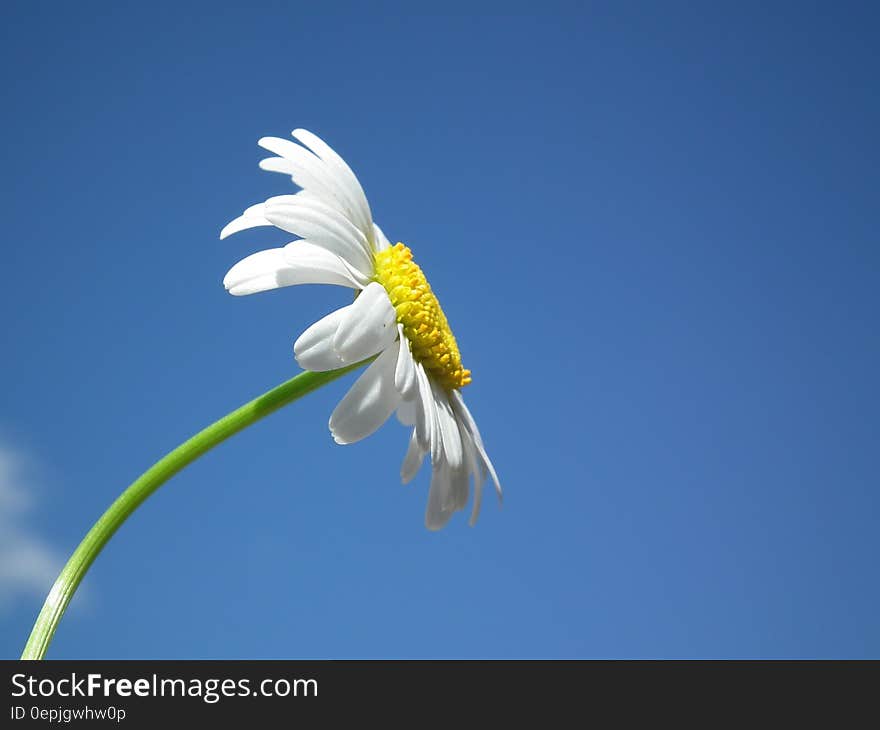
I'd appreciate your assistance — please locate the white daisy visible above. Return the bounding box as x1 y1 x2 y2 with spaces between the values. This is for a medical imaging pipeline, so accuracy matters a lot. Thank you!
221 129 501 530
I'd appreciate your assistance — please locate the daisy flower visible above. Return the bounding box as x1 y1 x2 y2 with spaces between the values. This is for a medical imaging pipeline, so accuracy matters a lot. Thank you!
221 129 501 530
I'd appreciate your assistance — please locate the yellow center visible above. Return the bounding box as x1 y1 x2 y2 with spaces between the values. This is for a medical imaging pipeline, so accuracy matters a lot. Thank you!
374 242 471 391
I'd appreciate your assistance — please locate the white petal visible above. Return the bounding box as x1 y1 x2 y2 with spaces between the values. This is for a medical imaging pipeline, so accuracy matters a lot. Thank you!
448 463 470 513
425 460 455 531
373 223 392 252
219 203 271 239
394 326 417 399
396 397 417 426
400 429 426 484
454 422 485 526
329 342 401 444
450 391 502 503
332 282 397 363
263 197 372 275
295 291 400 371
258 141 344 211
293 307 350 371
430 380 463 470
223 242 364 296
223 249 286 296
259 156 297 176
258 137 365 233
414 363 440 459
285 240 371 288
292 129 374 242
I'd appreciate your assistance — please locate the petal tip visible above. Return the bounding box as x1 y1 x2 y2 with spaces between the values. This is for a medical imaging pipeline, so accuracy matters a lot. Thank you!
424 518 445 532
329 424 351 445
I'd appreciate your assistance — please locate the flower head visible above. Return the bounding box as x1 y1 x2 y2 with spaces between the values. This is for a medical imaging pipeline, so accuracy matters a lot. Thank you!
222 130 501 529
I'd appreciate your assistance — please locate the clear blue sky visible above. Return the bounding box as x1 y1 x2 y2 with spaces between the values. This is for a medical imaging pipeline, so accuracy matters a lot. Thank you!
1 1 877 658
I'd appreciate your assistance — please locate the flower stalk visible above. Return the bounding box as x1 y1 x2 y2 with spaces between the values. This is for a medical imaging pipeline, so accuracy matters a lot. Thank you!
21 363 366 660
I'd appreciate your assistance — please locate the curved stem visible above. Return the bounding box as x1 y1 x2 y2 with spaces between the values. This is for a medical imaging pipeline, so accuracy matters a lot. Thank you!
21 363 366 660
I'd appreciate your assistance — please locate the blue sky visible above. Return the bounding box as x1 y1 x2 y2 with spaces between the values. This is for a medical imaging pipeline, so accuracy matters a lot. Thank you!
1 2 878 658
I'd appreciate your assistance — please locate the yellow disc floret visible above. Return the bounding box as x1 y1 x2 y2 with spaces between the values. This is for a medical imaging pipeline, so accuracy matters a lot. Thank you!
374 242 471 391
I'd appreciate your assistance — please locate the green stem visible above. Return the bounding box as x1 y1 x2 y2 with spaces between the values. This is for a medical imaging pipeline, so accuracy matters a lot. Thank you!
21 363 366 660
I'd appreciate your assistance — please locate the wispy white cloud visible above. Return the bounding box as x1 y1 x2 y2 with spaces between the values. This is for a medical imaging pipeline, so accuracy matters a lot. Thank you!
0 443 62 608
